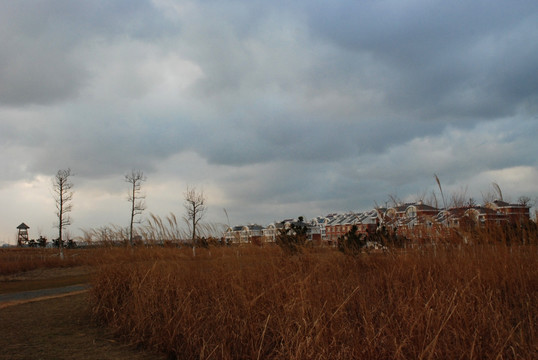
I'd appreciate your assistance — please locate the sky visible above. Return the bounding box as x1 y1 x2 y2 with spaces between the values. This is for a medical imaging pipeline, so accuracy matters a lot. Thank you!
1 0 537 244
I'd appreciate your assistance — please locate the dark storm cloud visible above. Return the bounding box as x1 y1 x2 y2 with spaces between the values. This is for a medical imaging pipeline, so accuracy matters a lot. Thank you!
0 0 177 106
165 0 538 169
2 0 537 170
1 0 537 241
21 114 201 179
198 102 444 167
304 0 538 120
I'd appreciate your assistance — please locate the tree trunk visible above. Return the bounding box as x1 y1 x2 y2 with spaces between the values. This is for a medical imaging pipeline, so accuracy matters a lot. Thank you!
192 217 196 257
59 186 64 260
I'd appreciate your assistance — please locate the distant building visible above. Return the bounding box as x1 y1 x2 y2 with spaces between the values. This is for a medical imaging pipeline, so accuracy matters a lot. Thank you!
225 224 264 244
224 199 531 246
485 200 530 223
17 223 30 247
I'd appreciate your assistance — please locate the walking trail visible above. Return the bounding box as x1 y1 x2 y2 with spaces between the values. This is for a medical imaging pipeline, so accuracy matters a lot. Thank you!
0 284 89 309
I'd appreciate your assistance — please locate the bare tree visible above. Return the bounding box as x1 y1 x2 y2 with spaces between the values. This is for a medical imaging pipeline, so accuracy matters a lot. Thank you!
53 168 73 260
517 196 532 207
424 190 439 209
481 190 495 204
125 170 146 246
387 194 402 207
414 189 428 204
449 186 469 208
184 186 206 256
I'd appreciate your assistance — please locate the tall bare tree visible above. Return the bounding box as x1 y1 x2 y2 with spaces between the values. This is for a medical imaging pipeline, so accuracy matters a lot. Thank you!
125 170 146 246
53 168 73 260
517 196 532 207
449 186 469 208
184 186 206 256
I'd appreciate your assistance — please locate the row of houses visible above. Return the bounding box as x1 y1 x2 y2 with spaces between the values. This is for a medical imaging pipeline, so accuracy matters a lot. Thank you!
224 200 531 245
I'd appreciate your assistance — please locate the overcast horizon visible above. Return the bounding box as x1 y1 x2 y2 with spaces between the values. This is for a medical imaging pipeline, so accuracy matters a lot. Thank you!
1 0 537 244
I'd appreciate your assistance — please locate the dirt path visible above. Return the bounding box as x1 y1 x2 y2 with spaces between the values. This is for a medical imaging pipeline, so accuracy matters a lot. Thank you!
0 266 92 295
0 292 167 360
0 284 89 309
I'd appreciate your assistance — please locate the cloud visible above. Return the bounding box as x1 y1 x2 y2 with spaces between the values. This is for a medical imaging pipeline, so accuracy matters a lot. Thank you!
1 1 537 242
0 0 178 106
305 0 538 120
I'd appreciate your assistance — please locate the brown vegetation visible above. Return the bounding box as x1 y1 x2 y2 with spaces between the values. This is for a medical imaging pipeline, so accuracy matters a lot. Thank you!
90 243 538 359
4 223 537 359
0 248 93 275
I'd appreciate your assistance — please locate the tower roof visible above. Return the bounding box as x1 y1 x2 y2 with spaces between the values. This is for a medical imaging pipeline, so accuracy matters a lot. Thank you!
17 222 30 229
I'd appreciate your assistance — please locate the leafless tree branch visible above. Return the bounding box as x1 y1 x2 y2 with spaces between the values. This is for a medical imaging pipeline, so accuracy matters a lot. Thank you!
52 168 73 259
184 186 207 256
125 169 146 246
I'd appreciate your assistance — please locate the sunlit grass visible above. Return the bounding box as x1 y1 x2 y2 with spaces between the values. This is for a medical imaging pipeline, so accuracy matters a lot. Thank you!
90 244 538 359
4 220 537 359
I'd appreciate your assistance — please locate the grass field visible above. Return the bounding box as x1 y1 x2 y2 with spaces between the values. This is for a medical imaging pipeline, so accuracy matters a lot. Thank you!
0 266 93 294
90 244 538 359
2 225 537 360
0 248 97 275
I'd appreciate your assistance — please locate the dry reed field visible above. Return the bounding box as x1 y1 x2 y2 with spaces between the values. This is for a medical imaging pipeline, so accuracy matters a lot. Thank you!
90 244 538 359
0 248 95 275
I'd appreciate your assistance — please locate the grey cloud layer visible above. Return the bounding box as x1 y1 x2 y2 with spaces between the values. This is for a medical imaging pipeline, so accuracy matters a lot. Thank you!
0 0 537 230
0 1 176 106
306 1 538 120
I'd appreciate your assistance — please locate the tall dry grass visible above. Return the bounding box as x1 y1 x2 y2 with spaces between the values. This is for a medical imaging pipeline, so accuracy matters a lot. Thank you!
79 213 226 246
90 244 538 359
0 248 95 275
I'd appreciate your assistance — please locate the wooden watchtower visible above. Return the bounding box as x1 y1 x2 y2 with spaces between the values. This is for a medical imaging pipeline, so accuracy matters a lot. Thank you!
17 223 30 247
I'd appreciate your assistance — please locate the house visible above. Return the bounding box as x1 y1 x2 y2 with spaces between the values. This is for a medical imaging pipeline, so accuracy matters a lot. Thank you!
485 200 530 223
262 224 278 243
223 197 532 246
309 216 328 243
324 211 380 244
224 226 243 244
225 224 265 244
462 206 506 227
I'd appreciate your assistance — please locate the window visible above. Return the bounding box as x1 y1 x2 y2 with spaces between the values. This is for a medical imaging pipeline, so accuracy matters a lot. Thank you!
406 207 417 218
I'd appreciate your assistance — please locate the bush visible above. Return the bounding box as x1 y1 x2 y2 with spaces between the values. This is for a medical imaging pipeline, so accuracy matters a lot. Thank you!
275 223 308 255
337 225 366 255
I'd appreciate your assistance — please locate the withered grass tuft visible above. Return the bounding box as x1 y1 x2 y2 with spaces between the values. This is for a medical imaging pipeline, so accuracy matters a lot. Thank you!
90 244 538 359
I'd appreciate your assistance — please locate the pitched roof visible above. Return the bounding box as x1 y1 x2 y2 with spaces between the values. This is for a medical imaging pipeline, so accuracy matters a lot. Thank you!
412 203 439 211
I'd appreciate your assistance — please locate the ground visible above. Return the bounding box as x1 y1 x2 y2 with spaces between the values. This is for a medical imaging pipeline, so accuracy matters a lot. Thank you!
0 267 167 360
